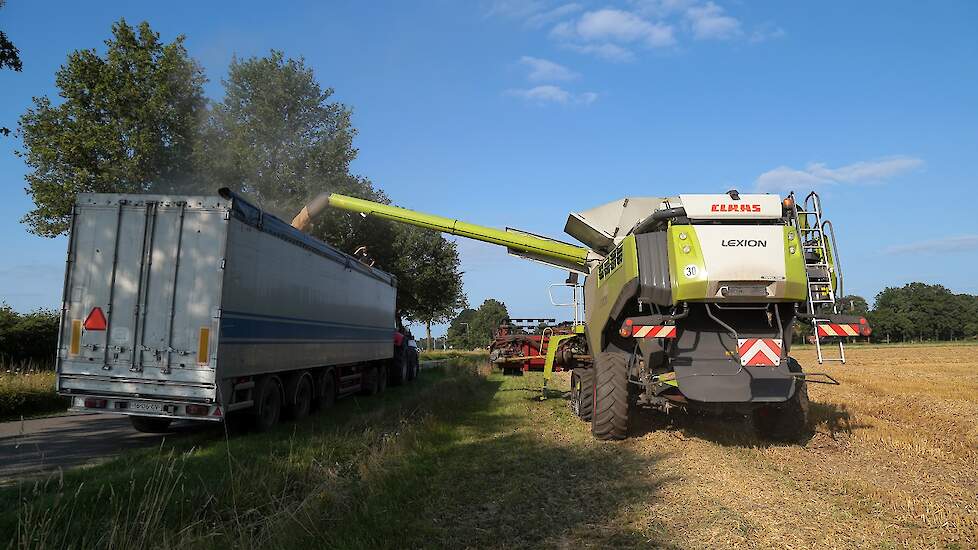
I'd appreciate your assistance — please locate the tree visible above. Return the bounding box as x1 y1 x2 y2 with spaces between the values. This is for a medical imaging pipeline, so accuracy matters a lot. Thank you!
447 308 477 349
1 0 23 136
17 19 206 236
392 225 467 350
200 51 466 323
461 299 510 350
838 295 869 316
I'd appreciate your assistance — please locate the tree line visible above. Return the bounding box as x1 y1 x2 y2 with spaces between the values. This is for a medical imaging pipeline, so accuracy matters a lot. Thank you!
9 19 466 335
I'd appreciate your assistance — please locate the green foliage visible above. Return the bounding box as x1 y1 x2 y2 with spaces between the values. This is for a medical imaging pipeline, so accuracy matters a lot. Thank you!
448 299 509 349
391 225 467 325
17 19 206 236
0 304 59 364
201 51 465 322
868 283 978 342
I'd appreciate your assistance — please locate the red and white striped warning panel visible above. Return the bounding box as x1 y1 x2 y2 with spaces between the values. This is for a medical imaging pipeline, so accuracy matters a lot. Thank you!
631 325 677 339
816 323 861 337
737 338 782 366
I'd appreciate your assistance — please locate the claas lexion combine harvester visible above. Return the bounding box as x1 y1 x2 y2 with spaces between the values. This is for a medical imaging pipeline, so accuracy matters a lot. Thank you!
295 189 871 440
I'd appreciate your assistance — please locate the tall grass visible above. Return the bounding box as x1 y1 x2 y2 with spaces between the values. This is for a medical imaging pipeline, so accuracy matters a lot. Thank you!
3 361 491 549
0 359 64 421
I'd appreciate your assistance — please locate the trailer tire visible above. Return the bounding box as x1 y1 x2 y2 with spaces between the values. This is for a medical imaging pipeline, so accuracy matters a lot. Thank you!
377 364 388 394
130 416 172 433
253 376 282 432
285 373 313 421
319 370 337 409
570 368 594 422
591 352 629 440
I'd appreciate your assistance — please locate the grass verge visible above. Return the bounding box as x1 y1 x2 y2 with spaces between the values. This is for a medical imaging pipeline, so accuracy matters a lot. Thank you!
0 362 65 422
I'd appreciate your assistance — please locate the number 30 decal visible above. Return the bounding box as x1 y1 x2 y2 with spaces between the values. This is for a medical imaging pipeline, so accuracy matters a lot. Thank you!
684 264 698 278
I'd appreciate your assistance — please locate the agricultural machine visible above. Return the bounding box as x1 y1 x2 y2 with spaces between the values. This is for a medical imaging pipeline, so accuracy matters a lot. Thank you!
488 318 588 376
294 189 869 440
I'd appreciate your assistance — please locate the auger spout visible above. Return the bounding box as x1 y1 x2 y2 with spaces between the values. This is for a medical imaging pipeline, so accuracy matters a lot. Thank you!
293 192 591 272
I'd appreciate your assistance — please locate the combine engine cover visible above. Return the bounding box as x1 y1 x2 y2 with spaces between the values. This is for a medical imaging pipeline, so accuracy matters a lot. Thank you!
620 193 810 405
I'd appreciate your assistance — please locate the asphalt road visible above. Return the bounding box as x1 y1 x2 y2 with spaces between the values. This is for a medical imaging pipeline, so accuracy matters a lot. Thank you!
0 413 207 485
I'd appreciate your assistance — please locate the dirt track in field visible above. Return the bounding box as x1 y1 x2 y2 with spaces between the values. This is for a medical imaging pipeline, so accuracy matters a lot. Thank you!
534 344 978 548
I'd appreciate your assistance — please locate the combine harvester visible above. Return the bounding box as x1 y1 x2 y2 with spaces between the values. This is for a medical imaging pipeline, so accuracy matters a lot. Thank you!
294 189 870 440
55 189 419 433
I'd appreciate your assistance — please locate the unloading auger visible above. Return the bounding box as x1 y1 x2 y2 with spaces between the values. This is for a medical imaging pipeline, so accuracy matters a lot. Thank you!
293 189 870 440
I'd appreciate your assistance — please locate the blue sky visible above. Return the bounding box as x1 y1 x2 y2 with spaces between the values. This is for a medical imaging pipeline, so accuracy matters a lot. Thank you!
1 1 976 336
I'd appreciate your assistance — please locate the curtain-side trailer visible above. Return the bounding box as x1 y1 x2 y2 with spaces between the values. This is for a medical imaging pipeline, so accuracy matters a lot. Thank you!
55 189 415 433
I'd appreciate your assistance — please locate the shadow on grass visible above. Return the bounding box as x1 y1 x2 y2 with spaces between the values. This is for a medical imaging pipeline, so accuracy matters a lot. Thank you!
282 374 678 549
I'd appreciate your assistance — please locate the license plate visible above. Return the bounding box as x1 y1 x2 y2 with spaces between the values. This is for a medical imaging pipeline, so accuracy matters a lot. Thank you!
131 401 164 413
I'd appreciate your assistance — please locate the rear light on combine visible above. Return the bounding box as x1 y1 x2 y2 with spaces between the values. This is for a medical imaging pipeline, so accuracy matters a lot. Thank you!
620 318 634 337
185 404 209 416
859 317 872 337
84 398 107 409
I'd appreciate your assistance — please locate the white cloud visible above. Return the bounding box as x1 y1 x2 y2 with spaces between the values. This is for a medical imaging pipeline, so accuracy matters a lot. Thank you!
505 85 599 105
526 3 584 28
749 23 786 43
884 235 978 255
557 9 676 47
685 1 741 40
754 156 924 192
630 0 695 17
485 0 549 19
563 42 637 62
519 56 579 82
806 157 924 183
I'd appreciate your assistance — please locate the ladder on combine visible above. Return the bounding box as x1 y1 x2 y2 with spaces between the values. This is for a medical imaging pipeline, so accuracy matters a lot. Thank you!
791 191 847 364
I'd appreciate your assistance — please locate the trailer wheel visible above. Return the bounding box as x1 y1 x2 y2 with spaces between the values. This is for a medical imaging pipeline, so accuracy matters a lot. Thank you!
319 370 337 409
253 376 282 432
285 373 314 421
570 368 594 422
591 352 629 440
130 416 172 433
753 380 810 441
377 364 388 394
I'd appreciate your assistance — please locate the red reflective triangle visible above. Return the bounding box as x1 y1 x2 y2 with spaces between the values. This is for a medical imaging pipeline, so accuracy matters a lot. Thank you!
84 307 107 331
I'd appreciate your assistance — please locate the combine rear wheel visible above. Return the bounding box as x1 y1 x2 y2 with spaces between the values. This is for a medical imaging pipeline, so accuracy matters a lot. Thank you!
570 368 594 421
753 380 810 441
591 352 629 440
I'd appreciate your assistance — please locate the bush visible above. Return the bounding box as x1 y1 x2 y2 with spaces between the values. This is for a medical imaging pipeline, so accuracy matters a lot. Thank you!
0 304 59 366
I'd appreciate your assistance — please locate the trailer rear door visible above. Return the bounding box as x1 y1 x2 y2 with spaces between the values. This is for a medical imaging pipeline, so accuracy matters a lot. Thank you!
57 194 228 402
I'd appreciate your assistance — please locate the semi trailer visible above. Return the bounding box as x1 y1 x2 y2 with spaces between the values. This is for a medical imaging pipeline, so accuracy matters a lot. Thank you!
294 189 870 440
55 189 418 433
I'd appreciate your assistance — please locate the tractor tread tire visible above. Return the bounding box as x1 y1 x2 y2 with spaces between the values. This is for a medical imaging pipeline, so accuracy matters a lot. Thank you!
591 352 629 440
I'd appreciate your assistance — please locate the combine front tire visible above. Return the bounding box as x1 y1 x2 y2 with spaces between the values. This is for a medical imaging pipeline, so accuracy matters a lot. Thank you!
570 368 594 421
591 352 629 440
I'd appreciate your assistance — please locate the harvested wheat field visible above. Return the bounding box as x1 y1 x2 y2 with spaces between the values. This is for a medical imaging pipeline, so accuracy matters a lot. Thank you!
535 343 978 549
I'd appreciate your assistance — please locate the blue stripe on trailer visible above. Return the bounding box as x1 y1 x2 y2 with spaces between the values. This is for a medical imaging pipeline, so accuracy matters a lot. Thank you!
220 311 392 342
